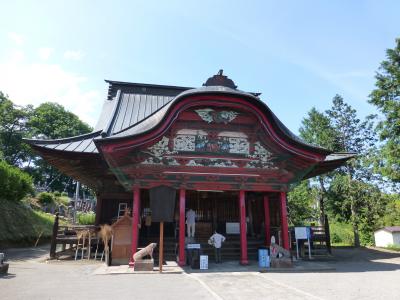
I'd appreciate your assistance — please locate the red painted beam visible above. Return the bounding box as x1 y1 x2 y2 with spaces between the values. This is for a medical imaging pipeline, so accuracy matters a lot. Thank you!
239 190 249 265
129 186 140 266
263 195 271 246
178 189 186 266
279 192 290 250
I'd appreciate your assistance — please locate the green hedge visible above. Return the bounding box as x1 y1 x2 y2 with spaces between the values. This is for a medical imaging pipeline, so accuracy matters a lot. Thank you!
0 160 33 202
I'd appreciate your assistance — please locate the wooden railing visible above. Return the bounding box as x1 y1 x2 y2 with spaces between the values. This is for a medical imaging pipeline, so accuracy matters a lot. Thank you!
50 213 99 259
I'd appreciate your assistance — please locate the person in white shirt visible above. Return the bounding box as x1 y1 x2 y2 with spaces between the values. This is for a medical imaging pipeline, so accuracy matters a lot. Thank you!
186 209 196 238
209 231 226 263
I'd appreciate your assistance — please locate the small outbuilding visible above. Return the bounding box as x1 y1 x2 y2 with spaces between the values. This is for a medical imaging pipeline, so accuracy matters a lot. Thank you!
374 226 400 247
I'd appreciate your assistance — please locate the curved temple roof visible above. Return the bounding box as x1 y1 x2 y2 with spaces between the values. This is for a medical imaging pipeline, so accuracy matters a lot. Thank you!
24 73 355 185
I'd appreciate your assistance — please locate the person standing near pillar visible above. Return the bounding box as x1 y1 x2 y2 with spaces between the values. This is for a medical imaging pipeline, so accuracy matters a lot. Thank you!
209 230 226 263
186 208 196 239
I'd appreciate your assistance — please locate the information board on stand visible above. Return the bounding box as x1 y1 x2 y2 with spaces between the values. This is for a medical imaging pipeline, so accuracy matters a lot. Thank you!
294 227 311 259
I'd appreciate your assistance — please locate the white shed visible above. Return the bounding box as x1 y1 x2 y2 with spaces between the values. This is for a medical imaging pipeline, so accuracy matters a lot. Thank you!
374 226 400 247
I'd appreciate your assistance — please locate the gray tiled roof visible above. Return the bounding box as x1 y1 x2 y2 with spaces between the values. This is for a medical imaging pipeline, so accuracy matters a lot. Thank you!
24 131 102 153
25 81 192 153
109 92 174 135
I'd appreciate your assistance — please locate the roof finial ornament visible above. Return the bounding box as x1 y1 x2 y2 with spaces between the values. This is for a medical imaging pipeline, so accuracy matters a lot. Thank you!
203 70 237 89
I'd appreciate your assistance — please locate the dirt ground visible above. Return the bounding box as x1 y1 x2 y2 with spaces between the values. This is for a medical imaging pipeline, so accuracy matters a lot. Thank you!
1 246 399 300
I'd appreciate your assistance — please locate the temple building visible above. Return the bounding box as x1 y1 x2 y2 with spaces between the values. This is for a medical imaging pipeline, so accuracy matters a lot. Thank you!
25 71 353 265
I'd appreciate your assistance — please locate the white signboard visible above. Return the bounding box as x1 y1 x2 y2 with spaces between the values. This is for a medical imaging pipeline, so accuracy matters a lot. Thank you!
226 222 240 234
295 227 308 240
200 255 208 270
186 243 201 249
295 227 312 259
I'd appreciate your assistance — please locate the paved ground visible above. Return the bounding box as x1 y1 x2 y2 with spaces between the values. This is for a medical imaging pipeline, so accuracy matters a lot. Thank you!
1 246 400 300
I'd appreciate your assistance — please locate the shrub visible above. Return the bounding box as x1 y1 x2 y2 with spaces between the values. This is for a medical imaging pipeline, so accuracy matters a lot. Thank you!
331 232 342 244
77 212 95 225
330 221 354 246
56 196 70 206
37 192 55 205
0 160 33 202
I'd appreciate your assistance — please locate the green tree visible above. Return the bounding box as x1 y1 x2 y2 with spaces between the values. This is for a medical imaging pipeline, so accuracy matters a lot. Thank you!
28 102 91 139
299 107 342 225
0 92 33 166
0 94 93 193
27 102 92 193
369 38 400 182
287 180 318 226
376 193 400 227
326 95 379 247
328 175 387 245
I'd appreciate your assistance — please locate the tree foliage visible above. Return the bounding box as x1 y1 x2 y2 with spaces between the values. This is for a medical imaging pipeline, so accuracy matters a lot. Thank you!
0 94 92 193
369 38 400 182
0 160 33 202
287 180 318 226
27 103 92 193
297 95 388 247
327 175 388 245
298 107 343 225
0 92 33 166
28 102 91 139
299 107 342 151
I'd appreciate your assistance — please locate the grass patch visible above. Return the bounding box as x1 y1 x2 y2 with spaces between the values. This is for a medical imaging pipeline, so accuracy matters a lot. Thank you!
385 244 400 251
0 198 66 247
329 221 354 246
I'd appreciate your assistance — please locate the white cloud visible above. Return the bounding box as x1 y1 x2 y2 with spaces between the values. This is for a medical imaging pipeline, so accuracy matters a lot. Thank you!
0 50 101 126
8 32 24 45
64 50 84 60
38 47 54 60
10 49 25 62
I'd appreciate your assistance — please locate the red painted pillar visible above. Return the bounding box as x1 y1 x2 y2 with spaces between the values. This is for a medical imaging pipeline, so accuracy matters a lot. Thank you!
279 192 290 250
130 186 141 265
239 190 249 265
263 195 271 246
178 188 186 266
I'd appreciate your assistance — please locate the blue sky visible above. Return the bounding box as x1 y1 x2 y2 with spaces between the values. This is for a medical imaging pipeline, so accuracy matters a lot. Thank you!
1 0 399 133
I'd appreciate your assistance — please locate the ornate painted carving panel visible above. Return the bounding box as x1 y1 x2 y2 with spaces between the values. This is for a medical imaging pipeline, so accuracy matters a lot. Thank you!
174 135 195 151
141 137 179 166
139 135 275 170
246 141 276 169
195 108 239 124
137 107 277 170
186 158 238 168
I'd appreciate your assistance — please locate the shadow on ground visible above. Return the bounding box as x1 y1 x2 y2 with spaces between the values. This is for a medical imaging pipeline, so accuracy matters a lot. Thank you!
1 244 50 262
184 247 400 274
